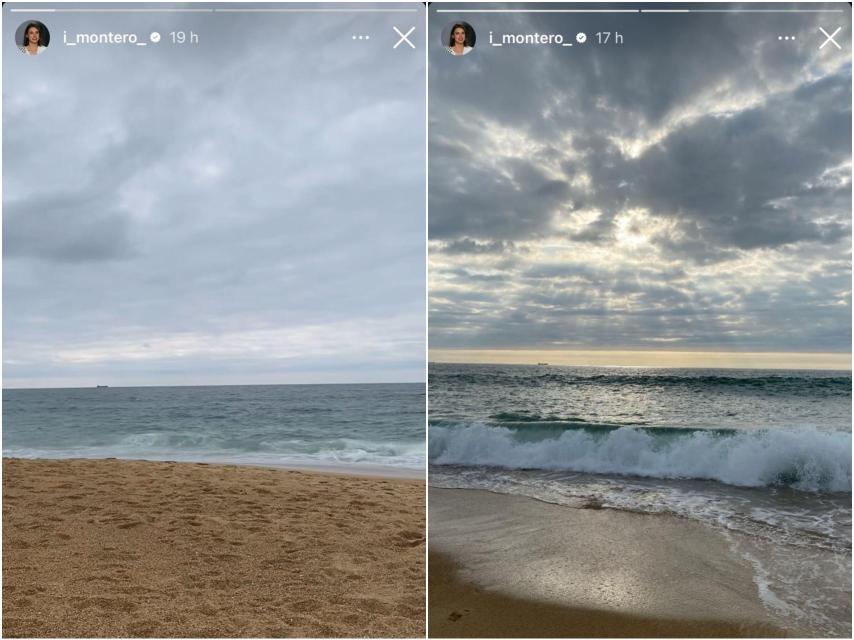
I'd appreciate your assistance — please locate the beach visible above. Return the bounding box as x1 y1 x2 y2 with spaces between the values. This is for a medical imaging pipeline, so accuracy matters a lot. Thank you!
429 488 786 638
428 363 852 637
3 457 425 637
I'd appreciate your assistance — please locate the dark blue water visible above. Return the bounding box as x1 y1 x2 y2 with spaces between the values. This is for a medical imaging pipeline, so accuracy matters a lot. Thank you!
4 383 425 472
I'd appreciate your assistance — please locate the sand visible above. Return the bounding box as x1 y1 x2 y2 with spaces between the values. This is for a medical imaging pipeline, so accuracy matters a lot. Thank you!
3 458 425 638
429 488 786 638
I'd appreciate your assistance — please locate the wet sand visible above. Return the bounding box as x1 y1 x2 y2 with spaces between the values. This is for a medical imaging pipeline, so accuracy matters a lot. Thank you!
3 458 425 637
429 488 785 638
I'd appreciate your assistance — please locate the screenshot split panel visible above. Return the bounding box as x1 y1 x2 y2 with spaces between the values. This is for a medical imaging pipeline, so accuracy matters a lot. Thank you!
3 2 851 638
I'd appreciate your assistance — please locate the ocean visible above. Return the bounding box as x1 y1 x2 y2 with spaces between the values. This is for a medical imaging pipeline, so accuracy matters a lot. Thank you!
428 362 852 637
3 383 425 475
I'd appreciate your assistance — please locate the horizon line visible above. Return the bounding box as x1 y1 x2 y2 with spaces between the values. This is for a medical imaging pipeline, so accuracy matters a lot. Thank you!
428 348 852 371
2 380 425 391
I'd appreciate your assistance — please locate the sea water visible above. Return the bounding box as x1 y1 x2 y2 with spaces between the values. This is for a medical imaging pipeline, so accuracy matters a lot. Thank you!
428 363 852 637
4 383 425 474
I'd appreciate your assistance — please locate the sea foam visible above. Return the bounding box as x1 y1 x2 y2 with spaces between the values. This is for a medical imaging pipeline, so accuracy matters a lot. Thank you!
429 424 851 492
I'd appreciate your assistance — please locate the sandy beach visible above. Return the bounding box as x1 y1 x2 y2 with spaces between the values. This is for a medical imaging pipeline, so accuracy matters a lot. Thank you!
429 488 786 638
3 458 425 637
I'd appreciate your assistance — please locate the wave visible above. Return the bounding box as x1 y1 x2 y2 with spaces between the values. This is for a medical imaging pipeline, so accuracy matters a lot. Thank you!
429 424 851 492
5 433 426 470
489 412 591 423
430 370 852 396
429 416 732 438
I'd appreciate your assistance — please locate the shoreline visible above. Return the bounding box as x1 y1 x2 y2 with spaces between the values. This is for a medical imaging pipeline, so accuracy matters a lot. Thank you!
3 457 425 637
429 552 782 638
3 455 425 480
429 487 787 638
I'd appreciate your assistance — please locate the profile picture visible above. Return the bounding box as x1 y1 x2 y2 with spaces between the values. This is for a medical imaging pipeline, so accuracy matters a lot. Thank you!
442 21 475 56
16 20 50 55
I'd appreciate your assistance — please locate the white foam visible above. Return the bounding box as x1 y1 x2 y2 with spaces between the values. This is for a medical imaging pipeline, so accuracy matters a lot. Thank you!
5 438 426 471
429 425 851 492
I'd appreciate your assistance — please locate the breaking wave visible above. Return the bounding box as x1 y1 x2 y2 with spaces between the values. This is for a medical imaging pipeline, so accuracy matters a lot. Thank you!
429 423 851 492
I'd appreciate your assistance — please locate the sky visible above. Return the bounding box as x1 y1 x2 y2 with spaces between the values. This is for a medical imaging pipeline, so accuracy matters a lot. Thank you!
429 3 852 368
3 3 425 388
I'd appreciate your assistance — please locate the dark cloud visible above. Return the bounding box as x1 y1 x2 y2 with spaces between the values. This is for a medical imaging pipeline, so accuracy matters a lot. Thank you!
438 238 519 255
622 74 851 255
5 191 135 262
429 3 851 354
430 149 572 239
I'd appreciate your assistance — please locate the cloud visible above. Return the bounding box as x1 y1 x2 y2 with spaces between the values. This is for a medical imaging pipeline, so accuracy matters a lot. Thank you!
437 238 519 255
5 191 135 262
429 4 851 354
3 8 426 386
430 140 572 240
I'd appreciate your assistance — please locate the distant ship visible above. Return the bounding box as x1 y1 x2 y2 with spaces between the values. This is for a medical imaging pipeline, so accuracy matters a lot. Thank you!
96 385 109 388
537 362 549 366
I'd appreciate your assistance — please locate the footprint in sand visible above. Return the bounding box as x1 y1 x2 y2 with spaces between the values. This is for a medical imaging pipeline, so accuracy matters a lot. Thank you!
447 609 470 622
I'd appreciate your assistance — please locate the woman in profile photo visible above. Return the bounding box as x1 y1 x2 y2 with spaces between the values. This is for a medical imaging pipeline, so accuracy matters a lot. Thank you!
19 22 47 55
447 23 473 56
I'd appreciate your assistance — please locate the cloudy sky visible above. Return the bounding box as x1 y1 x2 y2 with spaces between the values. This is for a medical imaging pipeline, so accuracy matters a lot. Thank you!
3 3 425 388
429 3 851 368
